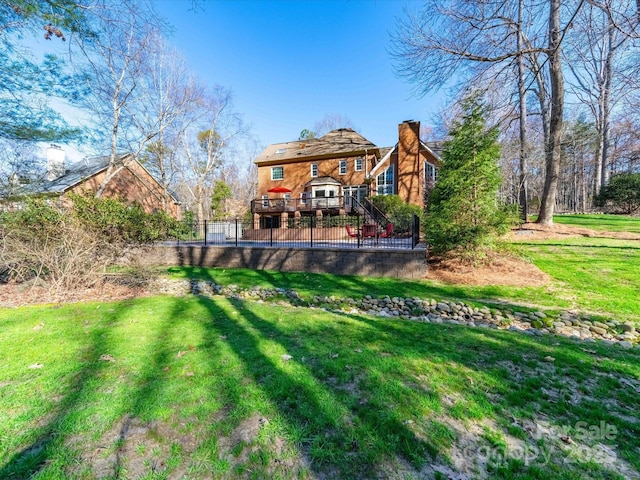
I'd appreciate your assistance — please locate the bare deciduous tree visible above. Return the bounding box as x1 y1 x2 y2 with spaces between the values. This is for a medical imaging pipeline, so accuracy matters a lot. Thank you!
391 0 586 225
178 86 246 222
129 35 205 213
313 113 356 136
69 0 165 197
565 0 637 198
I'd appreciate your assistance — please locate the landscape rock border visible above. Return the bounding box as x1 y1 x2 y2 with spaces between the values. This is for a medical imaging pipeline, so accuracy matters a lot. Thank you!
152 278 639 349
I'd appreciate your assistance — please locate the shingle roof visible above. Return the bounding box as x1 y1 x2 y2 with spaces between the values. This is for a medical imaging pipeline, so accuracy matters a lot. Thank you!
304 176 341 187
0 154 181 205
254 128 380 164
39 154 126 194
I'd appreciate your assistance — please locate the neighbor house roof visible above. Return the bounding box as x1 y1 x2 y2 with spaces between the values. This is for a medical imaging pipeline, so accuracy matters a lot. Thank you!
254 128 380 165
1 153 180 203
39 154 128 194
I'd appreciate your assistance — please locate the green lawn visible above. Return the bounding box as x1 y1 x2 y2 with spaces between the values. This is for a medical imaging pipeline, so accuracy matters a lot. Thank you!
532 213 640 233
2 214 640 479
1 294 639 479
519 237 640 321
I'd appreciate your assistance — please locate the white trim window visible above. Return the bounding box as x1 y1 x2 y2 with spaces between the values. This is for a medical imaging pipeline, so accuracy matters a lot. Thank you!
271 166 284 180
355 157 363 171
261 194 269 207
425 162 438 182
311 163 318 177
339 160 347 175
376 165 394 195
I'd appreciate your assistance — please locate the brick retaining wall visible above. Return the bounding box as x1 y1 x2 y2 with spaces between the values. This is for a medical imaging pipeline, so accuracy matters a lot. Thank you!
137 245 427 279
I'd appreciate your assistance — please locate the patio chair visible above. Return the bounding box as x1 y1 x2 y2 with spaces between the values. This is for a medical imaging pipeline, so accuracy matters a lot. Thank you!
345 224 360 238
379 223 394 238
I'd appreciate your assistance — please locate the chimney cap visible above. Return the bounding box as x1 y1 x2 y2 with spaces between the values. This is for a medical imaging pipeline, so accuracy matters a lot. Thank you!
402 119 416 124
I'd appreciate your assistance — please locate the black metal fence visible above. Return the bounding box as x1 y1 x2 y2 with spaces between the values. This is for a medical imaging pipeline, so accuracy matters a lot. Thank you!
165 215 424 250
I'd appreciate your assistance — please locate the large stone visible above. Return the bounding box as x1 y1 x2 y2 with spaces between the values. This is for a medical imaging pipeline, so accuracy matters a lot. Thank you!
590 326 608 336
436 303 451 313
620 323 636 333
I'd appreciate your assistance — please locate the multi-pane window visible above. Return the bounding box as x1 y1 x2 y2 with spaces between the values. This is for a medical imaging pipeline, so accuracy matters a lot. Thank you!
425 162 438 182
261 194 269 207
271 166 284 180
355 158 363 171
376 165 394 195
311 163 318 177
339 160 347 175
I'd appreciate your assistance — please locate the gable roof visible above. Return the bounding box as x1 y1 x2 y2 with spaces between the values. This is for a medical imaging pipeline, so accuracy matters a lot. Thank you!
1 153 180 203
39 154 128 194
254 127 443 169
254 128 380 165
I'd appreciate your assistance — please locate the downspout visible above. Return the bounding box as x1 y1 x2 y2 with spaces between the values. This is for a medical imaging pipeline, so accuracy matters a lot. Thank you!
365 148 368 178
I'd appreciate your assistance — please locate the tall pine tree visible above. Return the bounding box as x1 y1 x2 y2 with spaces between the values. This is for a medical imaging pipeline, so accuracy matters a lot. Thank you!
426 94 515 255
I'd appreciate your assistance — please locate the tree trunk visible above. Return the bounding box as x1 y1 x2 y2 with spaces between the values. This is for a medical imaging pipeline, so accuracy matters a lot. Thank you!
600 22 615 191
537 0 564 226
517 0 528 222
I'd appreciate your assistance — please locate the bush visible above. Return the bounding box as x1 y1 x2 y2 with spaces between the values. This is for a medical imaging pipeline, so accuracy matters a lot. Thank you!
0 198 112 290
369 194 424 233
595 173 640 214
69 192 184 243
0 195 185 291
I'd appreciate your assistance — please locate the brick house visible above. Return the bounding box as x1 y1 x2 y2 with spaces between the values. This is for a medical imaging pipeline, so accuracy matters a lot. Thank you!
252 120 440 227
1 147 181 219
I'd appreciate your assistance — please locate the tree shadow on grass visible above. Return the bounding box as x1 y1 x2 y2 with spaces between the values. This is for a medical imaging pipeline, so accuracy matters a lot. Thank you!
0 301 133 478
3 278 639 479
0 294 223 479
193 293 441 478
338 311 640 476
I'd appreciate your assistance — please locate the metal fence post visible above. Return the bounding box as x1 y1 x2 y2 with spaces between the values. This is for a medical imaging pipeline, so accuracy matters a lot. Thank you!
204 220 208 246
357 214 361 248
270 222 273 247
310 216 314 248
235 218 238 247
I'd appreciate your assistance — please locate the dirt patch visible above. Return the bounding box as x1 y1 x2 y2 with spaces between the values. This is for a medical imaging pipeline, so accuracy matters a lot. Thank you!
70 415 200 479
427 254 550 287
510 222 640 241
0 278 146 308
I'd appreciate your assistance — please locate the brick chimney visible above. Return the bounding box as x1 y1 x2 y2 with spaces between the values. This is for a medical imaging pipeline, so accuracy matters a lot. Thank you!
396 120 421 206
46 144 65 181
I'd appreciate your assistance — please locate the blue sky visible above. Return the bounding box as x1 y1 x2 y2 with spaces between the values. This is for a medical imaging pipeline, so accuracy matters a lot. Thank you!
155 0 445 148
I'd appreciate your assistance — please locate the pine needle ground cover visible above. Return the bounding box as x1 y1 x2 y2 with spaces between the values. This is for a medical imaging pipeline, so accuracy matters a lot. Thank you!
1 292 639 479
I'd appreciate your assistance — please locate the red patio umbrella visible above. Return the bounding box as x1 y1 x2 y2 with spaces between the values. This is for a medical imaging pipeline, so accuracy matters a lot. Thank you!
267 186 292 193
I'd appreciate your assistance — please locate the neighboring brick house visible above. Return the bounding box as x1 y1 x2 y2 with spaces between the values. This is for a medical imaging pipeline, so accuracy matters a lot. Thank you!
1 148 181 219
252 120 440 227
